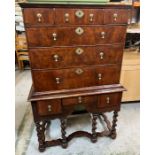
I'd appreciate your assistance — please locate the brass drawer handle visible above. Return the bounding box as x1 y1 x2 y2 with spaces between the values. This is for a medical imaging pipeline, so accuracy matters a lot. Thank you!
75 48 84 55
75 68 83 75
75 10 84 18
78 96 82 103
106 97 110 104
101 32 106 39
75 27 84 35
98 73 102 80
52 33 57 41
64 13 69 22
53 54 59 62
48 105 52 112
99 52 104 59
89 13 94 22
113 13 118 21
36 13 42 22
55 77 60 84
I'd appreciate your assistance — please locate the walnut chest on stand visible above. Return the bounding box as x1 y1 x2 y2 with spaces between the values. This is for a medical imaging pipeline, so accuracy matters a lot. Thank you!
19 1 131 152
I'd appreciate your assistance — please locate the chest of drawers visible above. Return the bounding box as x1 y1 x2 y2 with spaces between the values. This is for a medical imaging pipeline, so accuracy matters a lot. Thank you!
20 2 131 152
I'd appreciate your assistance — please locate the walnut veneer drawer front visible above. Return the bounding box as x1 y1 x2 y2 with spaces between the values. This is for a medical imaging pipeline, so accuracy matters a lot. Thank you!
62 95 98 106
55 8 104 25
62 92 122 108
23 8 54 25
32 65 121 92
29 45 124 69
37 99 62 116
97 92 122 108
26 26 126 47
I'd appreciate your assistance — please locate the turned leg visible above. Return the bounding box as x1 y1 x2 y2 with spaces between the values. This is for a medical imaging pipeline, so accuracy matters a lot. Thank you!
60 118 68 148
110 111 118 139
91 114 98 143
35 121 46 152
45 120 51 130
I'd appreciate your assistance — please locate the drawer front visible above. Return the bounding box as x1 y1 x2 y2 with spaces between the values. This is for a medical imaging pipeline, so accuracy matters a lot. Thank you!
104 9 130 24
26 26 126 47
37 99 62 116
97 92 122 108
62 95 98 106
23 8 54 25
29 45 124 69
32 65 121 92
55 8 104 25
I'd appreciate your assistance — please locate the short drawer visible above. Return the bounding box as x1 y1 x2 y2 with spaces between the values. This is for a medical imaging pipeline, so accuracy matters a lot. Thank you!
23 8 54 25
97 92 122 108
55 8 105 25
26 26 126 47
32 65 121 92
62 95 98 106
29 45 124 69
104 9 130 24
37 99 62 116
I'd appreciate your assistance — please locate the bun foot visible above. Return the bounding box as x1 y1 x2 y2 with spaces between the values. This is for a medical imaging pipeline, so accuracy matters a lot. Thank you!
110 133 117 139
61 142 68 149
91 137 97 143
39 146 46 152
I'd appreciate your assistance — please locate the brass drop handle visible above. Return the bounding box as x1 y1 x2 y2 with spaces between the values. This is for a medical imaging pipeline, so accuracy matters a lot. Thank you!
106 97 110 104
36 13 42 22
55 77 60 84
48 105 52 112
101 32 106 39
99 52 104 59
98 73 102 80
52 33 57 41
89 13 94 22
78 96 82 103
64 13 69 22
53 54 59 62
113 13 118 21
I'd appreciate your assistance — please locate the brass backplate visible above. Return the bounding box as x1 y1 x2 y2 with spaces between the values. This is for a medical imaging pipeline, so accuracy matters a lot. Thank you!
75 27 84 35
75 10 84 18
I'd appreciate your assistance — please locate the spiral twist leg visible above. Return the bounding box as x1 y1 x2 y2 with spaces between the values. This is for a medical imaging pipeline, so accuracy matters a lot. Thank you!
110 111 118 139
61 118 68 148
35 121 46 152
91 114 98 143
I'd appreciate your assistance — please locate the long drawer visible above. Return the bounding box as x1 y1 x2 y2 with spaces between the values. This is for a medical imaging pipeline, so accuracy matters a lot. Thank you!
29 44 124 69
32 65 121 92
23 8 129 26
26 26 126 47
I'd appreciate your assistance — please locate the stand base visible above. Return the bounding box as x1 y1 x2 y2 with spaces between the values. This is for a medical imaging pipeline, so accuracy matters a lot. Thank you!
35 111 118 152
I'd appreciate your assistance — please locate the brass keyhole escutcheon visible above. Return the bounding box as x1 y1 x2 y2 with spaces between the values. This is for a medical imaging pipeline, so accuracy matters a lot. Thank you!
75 48 84 55
75 10 84 18
75 68 84 75
75 27 84 35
